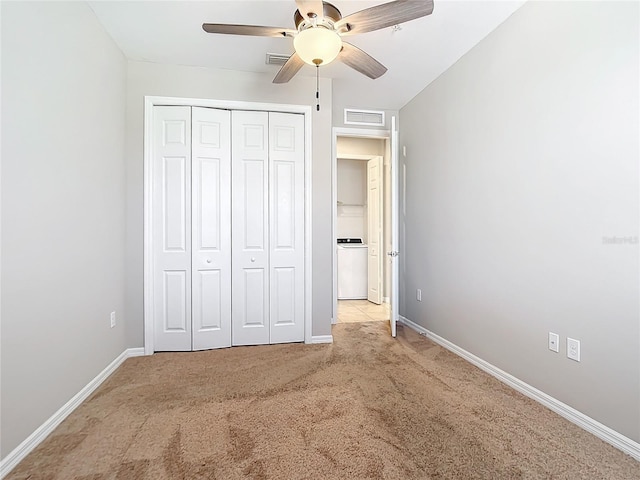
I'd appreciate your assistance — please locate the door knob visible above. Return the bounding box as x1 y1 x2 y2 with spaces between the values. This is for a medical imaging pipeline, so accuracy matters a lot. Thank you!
206 259 212 264
251 257 256 262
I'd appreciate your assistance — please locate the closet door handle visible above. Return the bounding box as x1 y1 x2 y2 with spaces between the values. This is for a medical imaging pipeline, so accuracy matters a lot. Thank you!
206 259 212 264
251 257 256 263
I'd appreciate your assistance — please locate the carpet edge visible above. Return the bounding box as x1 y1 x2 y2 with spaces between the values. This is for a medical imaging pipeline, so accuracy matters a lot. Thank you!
398 316 640 462
0 347 144 479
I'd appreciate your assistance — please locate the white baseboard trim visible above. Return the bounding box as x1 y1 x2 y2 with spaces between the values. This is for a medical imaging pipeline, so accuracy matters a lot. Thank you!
0 347 144 478
311 335 334 344
127 347 145 357
383 296 390 304
398 316 640 462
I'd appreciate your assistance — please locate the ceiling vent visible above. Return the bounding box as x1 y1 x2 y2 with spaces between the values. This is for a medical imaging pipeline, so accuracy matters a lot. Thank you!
344 108 385 127
265 53 291 66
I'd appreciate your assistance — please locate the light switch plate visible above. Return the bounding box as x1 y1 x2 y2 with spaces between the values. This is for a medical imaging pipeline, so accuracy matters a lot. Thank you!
548 332 559 352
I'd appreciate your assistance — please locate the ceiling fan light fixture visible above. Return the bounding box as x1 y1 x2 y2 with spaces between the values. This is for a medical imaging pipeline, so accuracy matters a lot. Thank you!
203 0 435 84
293 27 343 66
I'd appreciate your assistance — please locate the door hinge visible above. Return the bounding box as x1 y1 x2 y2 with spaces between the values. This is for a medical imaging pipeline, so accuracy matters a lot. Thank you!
387 251 399 257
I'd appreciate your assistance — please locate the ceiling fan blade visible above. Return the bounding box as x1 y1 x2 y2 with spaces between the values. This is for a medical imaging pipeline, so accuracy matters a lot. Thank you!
295 0 325 19
202 24 295 37
273 52 306 84
335 0 434 35
338 42 388 79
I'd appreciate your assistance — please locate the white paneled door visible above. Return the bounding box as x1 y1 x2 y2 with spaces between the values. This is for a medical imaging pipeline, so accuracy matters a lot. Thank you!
152 106 193 351
269 112 305 344
367 156 383 305
152 106 305 351
231 111 271 346
191 107 232 350
231 111 305 346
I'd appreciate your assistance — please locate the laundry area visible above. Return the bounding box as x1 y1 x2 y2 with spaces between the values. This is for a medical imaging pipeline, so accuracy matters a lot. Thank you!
335 135 391 321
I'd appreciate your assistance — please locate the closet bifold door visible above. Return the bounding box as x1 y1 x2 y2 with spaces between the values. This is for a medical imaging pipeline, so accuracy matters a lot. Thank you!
231 111 270 346
191 107 232 350
269 112 305 343
152 106 192 351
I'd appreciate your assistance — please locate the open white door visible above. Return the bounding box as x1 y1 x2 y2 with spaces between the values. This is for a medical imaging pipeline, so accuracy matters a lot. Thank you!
367 156 383 304
389 117 399 337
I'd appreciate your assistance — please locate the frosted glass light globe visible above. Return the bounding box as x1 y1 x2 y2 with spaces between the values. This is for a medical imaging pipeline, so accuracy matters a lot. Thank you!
294 27 343 66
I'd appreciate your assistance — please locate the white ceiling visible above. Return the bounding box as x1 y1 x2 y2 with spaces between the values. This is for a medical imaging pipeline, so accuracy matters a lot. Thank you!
89 0 525 111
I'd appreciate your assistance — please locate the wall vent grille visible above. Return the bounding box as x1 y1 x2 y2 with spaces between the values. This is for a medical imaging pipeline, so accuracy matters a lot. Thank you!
266 53 291 65
344 109 385 126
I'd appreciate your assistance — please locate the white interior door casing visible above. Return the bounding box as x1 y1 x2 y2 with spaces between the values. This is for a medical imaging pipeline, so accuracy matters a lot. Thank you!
231 111 271 346
367 156 383 304
191 107 232 350
269 112 305 344
152 106 193 351
390 116 399 338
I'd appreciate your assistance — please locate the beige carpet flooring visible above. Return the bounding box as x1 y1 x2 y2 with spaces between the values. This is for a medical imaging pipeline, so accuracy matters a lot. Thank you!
7 322 640 479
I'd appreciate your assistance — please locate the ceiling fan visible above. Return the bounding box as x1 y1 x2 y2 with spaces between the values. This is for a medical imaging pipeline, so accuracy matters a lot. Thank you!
202 0 435 84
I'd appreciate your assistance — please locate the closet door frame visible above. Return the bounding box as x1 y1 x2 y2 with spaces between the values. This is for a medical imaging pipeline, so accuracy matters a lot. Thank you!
143 96 313 355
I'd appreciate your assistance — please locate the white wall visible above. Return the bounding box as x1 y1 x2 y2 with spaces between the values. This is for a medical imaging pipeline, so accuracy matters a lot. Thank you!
400 1 639 441
124 61 333 342
336 159 367 240
1 1 127 458
337 159 367 207
337 137 386 157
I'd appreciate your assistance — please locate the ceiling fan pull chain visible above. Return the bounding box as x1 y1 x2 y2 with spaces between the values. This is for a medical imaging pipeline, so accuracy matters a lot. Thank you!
316 64 320 111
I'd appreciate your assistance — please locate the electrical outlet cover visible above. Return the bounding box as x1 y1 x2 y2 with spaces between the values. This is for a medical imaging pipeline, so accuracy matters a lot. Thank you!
567 337 580 362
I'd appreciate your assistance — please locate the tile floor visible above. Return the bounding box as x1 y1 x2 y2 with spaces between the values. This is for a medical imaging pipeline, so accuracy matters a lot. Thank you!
337 299 390 323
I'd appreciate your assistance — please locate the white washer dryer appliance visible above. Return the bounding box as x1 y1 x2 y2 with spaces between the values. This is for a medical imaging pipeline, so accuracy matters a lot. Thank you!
337 238 368 300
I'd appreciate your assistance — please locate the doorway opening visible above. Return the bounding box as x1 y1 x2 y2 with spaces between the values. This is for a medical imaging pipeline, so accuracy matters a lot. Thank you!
331 128 392 326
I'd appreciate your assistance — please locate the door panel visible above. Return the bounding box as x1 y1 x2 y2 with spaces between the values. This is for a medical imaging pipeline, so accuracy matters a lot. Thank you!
198 158 220 249
163 157 187 251
367 157 383 304
232 111 270 346
272 267 295 325
164 271 188 331
269 112 304 343
243 269 267 327
153 106 192 351
192 107 231 350
273 162 295 248
196 270 222 329
243 160 267 248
